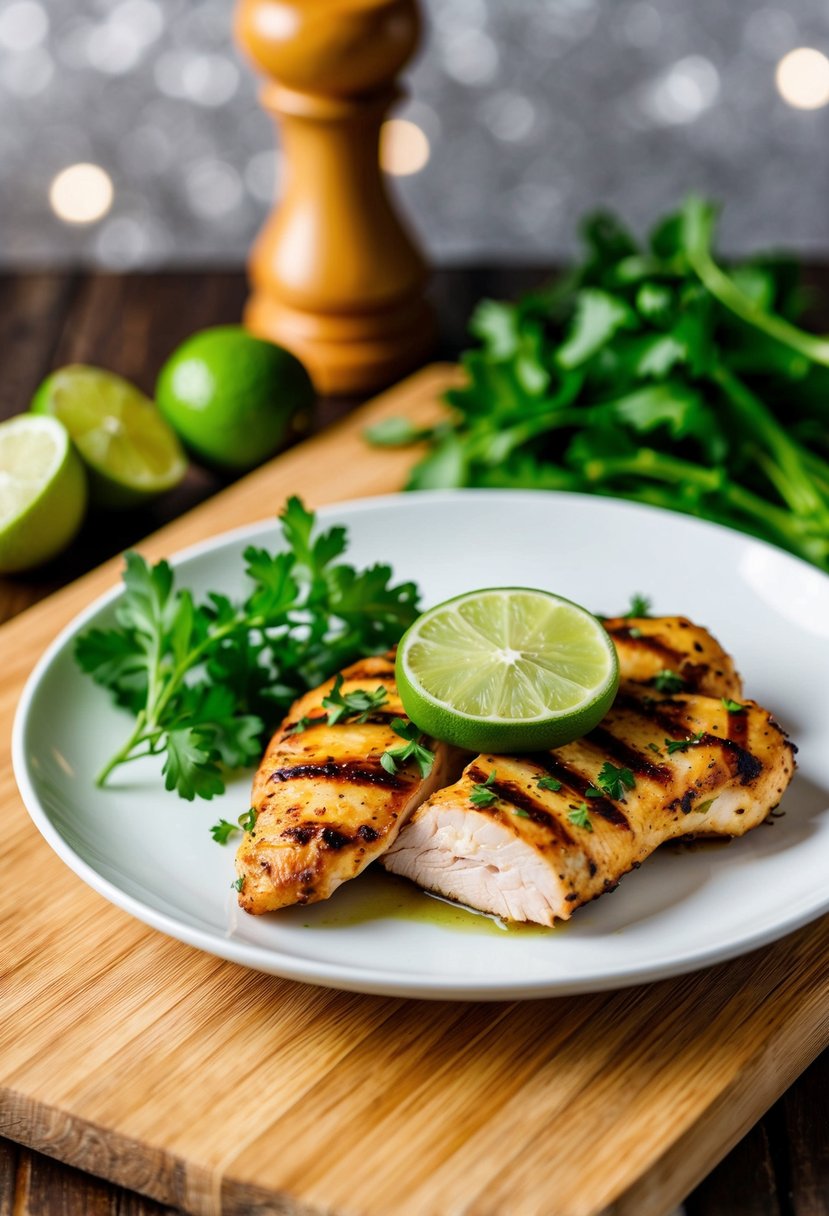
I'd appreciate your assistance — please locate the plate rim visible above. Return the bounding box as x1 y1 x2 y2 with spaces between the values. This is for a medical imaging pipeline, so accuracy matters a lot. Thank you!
12 488 829 1000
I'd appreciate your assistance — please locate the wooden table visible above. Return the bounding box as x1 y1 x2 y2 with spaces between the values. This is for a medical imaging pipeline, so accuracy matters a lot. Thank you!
0 268 826 1216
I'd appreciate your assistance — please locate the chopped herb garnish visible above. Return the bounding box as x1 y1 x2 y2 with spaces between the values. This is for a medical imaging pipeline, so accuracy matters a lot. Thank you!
512 808 531 819
585 786 604 798
470 770 498 807
380 718 435 778
721 697 745 713
238 807 257 833
231 876 245 892
290 716 313 735
651 669 685 694
596 762 636 800
696 798 716 814
665 731 705 755
567 803 594 832
647 742 663 756
624 594 652 619
322 674 388 725
537 775 562 792
628 627 644 638
210 818 238 844
211 806 258 844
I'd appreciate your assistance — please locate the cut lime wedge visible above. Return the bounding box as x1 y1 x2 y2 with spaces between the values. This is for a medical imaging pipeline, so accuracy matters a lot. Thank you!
0 414 87 573
396 587 620 752
32 365 187 507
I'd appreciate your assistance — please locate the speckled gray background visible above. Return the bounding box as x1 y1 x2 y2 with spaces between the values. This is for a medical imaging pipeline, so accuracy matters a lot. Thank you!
1 0 828 266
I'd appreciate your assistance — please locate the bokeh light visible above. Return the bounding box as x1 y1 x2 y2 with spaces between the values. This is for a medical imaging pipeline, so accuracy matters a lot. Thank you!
49 163 114 224
775 47 829 109
380 120 430 176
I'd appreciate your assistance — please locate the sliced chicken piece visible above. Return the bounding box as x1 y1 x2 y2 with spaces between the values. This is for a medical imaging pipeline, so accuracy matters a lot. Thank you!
382 687 795 925
236 655 461 914
601 615 742 698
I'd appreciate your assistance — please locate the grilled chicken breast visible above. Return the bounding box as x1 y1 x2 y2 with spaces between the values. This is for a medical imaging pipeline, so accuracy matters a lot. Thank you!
382 617 793 924
600 615 742 698
235 655 460 914
382 688 795 925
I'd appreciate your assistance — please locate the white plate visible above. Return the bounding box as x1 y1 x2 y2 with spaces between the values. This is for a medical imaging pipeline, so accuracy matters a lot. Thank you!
12 490 829 1000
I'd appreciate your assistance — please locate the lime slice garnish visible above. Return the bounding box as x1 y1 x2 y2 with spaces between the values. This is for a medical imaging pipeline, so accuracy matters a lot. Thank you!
32 365 187 507
0 414 87 573
396 587 620 752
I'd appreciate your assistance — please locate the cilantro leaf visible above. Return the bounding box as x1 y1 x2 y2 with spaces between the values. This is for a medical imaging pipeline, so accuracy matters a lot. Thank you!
380 719 435 779
470 770 498 808
596 762 636 800
665 731 706 755
322 674 388 725
722 698 745 713
567 803 594 832
624 594 652 618
210 819 238 844
538 776 562 792
162 728 224 802
557 289 635 370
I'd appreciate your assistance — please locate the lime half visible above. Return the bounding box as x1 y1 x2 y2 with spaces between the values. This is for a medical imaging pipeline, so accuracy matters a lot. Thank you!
396 587 620 752
0 414 87 573
32 365 187 507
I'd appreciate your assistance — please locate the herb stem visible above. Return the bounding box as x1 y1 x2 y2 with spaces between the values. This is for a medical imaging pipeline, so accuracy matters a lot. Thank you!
683 197 829 367
96 711 148 788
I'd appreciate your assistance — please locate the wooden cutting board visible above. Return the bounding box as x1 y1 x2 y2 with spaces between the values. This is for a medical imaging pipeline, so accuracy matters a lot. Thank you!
1 363 827 1216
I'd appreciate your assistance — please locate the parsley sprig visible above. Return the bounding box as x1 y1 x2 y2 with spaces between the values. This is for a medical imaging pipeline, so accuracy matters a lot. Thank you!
322 674 388 725
368 197 829 573
380 719 435 779
76 498 420 800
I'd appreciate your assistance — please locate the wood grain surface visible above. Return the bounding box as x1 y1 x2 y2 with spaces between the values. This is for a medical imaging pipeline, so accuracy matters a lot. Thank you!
0 270 827 1216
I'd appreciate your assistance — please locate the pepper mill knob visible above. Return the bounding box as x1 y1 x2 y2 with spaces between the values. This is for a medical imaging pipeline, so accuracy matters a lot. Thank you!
236 0 435 395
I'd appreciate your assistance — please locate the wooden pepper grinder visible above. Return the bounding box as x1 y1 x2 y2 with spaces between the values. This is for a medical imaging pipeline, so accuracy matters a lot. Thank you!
235 0 435 396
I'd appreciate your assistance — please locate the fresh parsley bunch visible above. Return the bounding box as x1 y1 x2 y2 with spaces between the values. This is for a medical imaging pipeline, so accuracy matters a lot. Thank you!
76 497 420 800
368 196 829 572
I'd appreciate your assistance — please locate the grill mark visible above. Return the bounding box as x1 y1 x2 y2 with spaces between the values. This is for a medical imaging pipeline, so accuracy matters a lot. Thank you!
701 734 763 784
615 693 763 786
525 754 630 830
342 665 396 682
270 761 406 790
467 766 576 845
587 725 671 785
321 827 352 850
679 662 712 692
604 625 686 669
282 710 401 734
726 709 749 749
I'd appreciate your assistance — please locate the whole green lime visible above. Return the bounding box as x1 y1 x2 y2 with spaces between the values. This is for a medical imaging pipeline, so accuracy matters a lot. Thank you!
155 327 314 471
